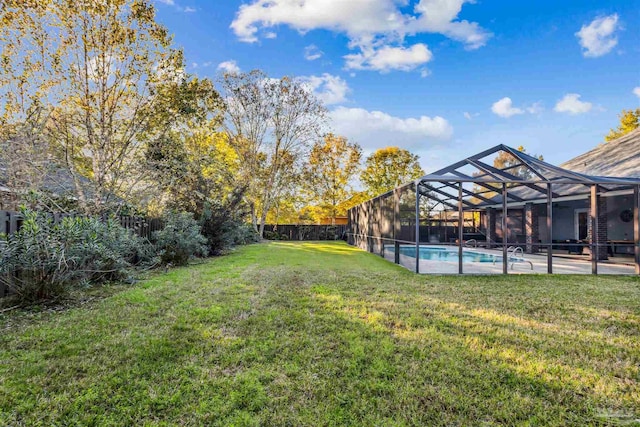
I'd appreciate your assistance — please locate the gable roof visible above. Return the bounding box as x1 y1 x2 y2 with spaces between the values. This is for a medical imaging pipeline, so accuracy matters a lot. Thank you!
559 128 640 178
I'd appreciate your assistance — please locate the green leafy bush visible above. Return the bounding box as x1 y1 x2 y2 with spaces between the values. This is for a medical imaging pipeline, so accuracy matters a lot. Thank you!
0 210 156 303
263 230 290 241
263 231 278 240
64 216 157 283
319 226 339 241
226 223 260 246
199 194 258 255
153 211 208 266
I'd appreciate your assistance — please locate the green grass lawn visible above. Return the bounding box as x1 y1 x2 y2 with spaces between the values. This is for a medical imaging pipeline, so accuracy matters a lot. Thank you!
1 242 639 426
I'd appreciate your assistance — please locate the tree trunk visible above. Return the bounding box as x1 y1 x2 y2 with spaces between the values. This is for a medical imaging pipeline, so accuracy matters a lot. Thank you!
258 208 269 238
250 202 259 233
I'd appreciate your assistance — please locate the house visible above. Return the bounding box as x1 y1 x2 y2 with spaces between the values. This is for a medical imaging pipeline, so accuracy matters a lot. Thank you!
0 155 99 211
545 128 640 256
317 215 348 225
473 128 640 259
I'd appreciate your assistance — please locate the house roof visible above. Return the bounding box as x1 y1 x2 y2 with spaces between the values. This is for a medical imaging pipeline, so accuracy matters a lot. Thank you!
559 128 640 178
0 157 95 198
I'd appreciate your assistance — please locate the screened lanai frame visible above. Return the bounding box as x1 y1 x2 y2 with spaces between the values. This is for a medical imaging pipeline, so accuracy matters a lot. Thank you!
347 144 640 275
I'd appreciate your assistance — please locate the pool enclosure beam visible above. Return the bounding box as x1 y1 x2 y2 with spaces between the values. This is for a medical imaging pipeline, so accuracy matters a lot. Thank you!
635 185 640 275
394 187 401 265
435 182 497 204
420 182 478 209
458 183 463 274
502 183 508 274
450 172 527 202
415 183 420 274
591 185 598 275
547 184 553 274
468 159 554 198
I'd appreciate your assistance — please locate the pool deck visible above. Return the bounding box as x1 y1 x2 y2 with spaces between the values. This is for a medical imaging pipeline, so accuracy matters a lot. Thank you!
384 246 636 275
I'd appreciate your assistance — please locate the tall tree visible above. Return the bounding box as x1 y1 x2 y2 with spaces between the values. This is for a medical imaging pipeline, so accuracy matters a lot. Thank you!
0 0 180 213
303 134 362 225
221 70 326 236
361 147 424 196
605 109 640 141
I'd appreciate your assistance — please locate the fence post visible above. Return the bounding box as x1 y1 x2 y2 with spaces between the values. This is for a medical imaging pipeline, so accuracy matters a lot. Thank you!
9 211 19 235
394 188 400 264
0 210 8 235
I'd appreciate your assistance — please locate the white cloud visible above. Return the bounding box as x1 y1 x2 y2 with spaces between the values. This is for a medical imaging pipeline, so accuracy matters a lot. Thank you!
344 43 432 72
232 0 399 43
202 61 213 67
154 61 185 84
526 101 544 114
304 44 323 61
491 98 543 118
491 97 524 118
85 54 116 82
409 0 491 50
554 93 592 115
463 112 479 120
191 62 198 69
329 106 453 150
217 60 241 74
230 0 490 72
575 14 620 58
299 74 350 105
633 87 640 98
264 31 277 39
156 0 197 13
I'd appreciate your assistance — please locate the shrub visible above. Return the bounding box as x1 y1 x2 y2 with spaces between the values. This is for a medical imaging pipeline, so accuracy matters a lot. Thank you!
263 231 278 240
199 193 258 255
63 216 157 283
153 211 208 266
226 223 261 246
319 226 339 241
0 209 156 303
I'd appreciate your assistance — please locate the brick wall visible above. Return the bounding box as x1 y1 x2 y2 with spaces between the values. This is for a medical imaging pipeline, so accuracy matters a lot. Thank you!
587 196 608 260
525 203 539 253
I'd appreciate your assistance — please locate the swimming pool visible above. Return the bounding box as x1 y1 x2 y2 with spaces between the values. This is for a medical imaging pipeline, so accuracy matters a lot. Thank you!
392 245 500 263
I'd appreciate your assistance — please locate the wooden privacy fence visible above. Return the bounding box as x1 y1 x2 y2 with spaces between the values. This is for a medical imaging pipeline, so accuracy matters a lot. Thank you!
263 224 348 241
0 210 162 239
117 215 163 239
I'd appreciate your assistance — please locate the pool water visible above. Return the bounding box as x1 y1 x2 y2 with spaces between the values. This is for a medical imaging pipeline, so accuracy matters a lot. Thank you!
393 245 500 263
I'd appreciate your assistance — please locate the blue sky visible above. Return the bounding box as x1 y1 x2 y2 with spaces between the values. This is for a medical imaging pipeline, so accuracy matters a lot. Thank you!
153 0 640 172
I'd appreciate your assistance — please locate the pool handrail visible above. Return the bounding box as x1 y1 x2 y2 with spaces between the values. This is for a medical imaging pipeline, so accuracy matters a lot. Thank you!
507 246 533 270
